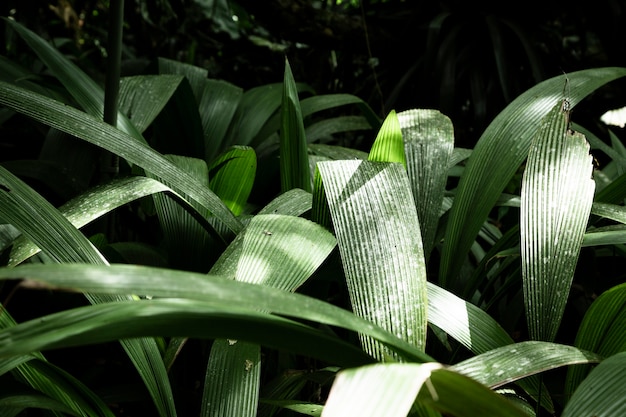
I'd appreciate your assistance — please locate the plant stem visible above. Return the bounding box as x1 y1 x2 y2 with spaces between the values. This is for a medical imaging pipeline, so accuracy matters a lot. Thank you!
101 0 124 179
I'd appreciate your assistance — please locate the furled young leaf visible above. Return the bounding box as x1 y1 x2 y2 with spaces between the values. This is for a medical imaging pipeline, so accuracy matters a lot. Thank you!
0 263 433 363
280 58 311 193
316 160 428 358
208 146 256 216
564 282 626 399
520 99 595 342
368 110 406 167
322 363 527 417
562 352 626 417
440 68 626 288
398 109 454 260
0 81 242 236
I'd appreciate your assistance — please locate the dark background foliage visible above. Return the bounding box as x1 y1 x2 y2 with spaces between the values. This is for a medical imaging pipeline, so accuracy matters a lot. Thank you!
3 0 626 150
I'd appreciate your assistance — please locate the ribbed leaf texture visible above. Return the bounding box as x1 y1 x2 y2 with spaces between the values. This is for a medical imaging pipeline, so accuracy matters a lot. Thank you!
520 99 595 342
398 109 454 260
316 160 428 359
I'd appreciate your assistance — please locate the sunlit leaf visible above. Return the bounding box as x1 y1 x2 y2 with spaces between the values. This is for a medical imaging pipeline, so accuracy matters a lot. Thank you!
399 109 454 259
316 160 428 358
440 68 626 288
520 100 595 342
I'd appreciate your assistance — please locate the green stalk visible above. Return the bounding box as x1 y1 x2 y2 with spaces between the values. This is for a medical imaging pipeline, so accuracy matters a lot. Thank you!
101 0 124 179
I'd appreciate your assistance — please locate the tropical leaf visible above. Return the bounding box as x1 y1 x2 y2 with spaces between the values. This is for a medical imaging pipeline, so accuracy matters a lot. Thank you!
520 99 595 342
208 146 256 216
3 17 145 143
322 363 527 417
440 68 626 288
564 282 626 399
368 110 406 167
280 58 311 193
398 109 454 260
117 74 184 133
562 352 626 417
203 214 335 417
316 160 428 358
0 166 176 417
0 263 433 363
7 176 188 266
0 81 242 236
451 341 600 389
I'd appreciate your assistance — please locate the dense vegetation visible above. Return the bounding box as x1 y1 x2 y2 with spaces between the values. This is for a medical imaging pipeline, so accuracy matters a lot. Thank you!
1 1 626 416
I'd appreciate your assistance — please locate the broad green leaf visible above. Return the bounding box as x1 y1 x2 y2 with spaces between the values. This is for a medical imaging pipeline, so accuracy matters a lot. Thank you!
451 341 600 389
251 92 378 149
202 339 261 417
322 363 527 417
0 55 67 101
148 76 206 159
203 214 336 417
3 18 145 144
590 201 626 224
322 363 443 417
0 81 242 235
582 227 626 246
118 75 183 133
224 83 283 148
7 176 189 266
316 160 428 358
305 115 373 143
280 58 311 193
0 164 106 265
440 68 626 287
299 94 380 130
417 365 528 417
198 79 243 163
0 166 176 417
520 100 595 342
564 282 626 399
208 146 256 216
232 214 336 288
0 263 433 363
149 155 217 271
0 309 114 417
368 110 406 167
0 394 79 416
399 109 454 260
8 358 116 417
257 188 312 217
0 298 374 368
426 282 553 413
562 352 626 417
309 144 369 161
156 57 208 101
